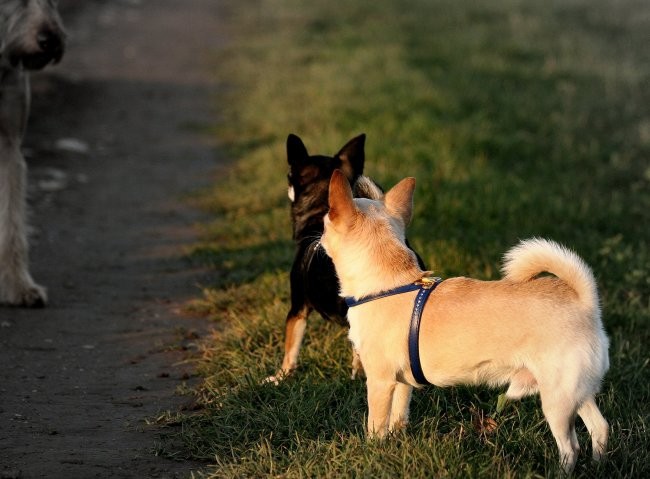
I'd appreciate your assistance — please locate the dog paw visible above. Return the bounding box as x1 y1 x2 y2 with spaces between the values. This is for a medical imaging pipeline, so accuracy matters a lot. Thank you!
2 283 48 308
263 369 293 385
263 375 281 386
21 285 48 307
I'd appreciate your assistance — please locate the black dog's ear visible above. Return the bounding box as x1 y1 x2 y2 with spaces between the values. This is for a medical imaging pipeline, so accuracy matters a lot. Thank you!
336 134 365 180
287 134 309 166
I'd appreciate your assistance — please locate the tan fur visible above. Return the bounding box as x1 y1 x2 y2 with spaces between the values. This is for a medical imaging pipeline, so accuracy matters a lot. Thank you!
321 170 610 474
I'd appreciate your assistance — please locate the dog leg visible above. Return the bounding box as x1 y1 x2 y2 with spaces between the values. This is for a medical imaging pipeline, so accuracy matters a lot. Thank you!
0 146 47 307
540 390 580 474
505 368 538 400
577 396 609 461
366 379 395 439
265 305 310 383
350 348 364 379
280 306 309 373
388 382 413 431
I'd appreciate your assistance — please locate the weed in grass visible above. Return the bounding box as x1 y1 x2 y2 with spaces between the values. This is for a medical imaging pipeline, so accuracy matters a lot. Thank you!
171 0 650 477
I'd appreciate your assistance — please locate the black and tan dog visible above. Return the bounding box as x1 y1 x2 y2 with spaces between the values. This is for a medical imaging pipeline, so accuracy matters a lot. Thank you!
266 134 423 383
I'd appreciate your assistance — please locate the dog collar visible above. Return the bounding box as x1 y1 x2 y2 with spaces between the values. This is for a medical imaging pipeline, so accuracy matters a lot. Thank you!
344 282 420 307
344 275 442 386
344 274 440 307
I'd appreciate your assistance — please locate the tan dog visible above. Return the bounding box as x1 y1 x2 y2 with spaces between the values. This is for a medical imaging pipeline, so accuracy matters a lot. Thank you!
320 170 610 474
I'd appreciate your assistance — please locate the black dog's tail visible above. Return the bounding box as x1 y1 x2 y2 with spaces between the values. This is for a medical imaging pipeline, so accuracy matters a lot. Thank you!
353 175 383 200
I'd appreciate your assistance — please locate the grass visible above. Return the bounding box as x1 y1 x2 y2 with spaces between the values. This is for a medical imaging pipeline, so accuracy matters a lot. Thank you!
166 0 649 477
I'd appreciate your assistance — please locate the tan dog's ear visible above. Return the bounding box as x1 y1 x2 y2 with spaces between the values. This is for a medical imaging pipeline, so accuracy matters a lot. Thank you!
385 177 416 225
328 169 356 224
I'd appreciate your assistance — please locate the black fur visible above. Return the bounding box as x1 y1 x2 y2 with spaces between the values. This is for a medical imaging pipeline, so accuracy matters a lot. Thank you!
271 133 426 379
286 133 425 327
286 133 365 325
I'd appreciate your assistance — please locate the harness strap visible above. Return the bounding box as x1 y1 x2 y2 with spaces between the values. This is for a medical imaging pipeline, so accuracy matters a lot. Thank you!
409 283 439 385
344 283 422 307
344 276 442 386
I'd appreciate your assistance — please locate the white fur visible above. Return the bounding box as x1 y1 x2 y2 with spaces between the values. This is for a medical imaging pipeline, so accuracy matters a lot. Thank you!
0 66 47 306
0 0 65 306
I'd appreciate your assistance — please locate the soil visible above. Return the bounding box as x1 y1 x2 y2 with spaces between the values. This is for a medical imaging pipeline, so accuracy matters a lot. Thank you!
0 1 226 477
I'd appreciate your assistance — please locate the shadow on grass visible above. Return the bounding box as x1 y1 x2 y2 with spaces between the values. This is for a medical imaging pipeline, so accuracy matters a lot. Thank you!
177 374 617 477
189 239 294 288
177 375 367 461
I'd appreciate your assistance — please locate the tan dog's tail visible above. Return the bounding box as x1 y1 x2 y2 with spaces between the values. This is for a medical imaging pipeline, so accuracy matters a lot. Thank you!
502 238 599 312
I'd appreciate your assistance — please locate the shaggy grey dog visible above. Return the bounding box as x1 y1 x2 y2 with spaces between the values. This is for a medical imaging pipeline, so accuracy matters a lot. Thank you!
0 0 65 306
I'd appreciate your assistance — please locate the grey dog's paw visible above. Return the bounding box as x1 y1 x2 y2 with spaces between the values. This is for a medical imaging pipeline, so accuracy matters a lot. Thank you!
19 284 48 308
2 282 48 308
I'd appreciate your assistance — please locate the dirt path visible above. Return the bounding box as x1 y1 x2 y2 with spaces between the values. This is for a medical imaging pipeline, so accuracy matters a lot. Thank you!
0 1 226 477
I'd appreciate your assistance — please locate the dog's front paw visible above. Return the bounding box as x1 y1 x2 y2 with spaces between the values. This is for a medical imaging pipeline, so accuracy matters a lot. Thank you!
20 284 48 307
263 369 292 385
366 427 388 441
263 374 281 386
2 282 48 308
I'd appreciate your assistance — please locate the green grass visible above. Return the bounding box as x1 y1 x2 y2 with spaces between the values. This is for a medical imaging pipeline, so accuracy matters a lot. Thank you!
169 0 649 477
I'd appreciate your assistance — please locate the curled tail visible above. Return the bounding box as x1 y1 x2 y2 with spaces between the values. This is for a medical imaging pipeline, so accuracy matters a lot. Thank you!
353 175 384 200
502 238 599 312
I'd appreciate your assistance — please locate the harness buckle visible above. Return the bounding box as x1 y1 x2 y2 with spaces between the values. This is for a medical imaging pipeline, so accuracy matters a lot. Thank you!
415 274 441 289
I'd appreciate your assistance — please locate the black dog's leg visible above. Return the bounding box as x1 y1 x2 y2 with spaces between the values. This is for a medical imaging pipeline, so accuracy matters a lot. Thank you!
351 349 364 379
282 304 311 373
265 304 311 384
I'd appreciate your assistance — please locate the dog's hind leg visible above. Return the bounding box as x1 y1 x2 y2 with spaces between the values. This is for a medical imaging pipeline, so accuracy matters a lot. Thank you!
577 396 609 461
281 306 310 373
505 368 538 400
540 387 580 474
265 305 310 383
0 145 47 307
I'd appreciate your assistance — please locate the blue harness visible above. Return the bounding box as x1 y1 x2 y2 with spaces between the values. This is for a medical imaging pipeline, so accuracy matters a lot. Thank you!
344 276 443 386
